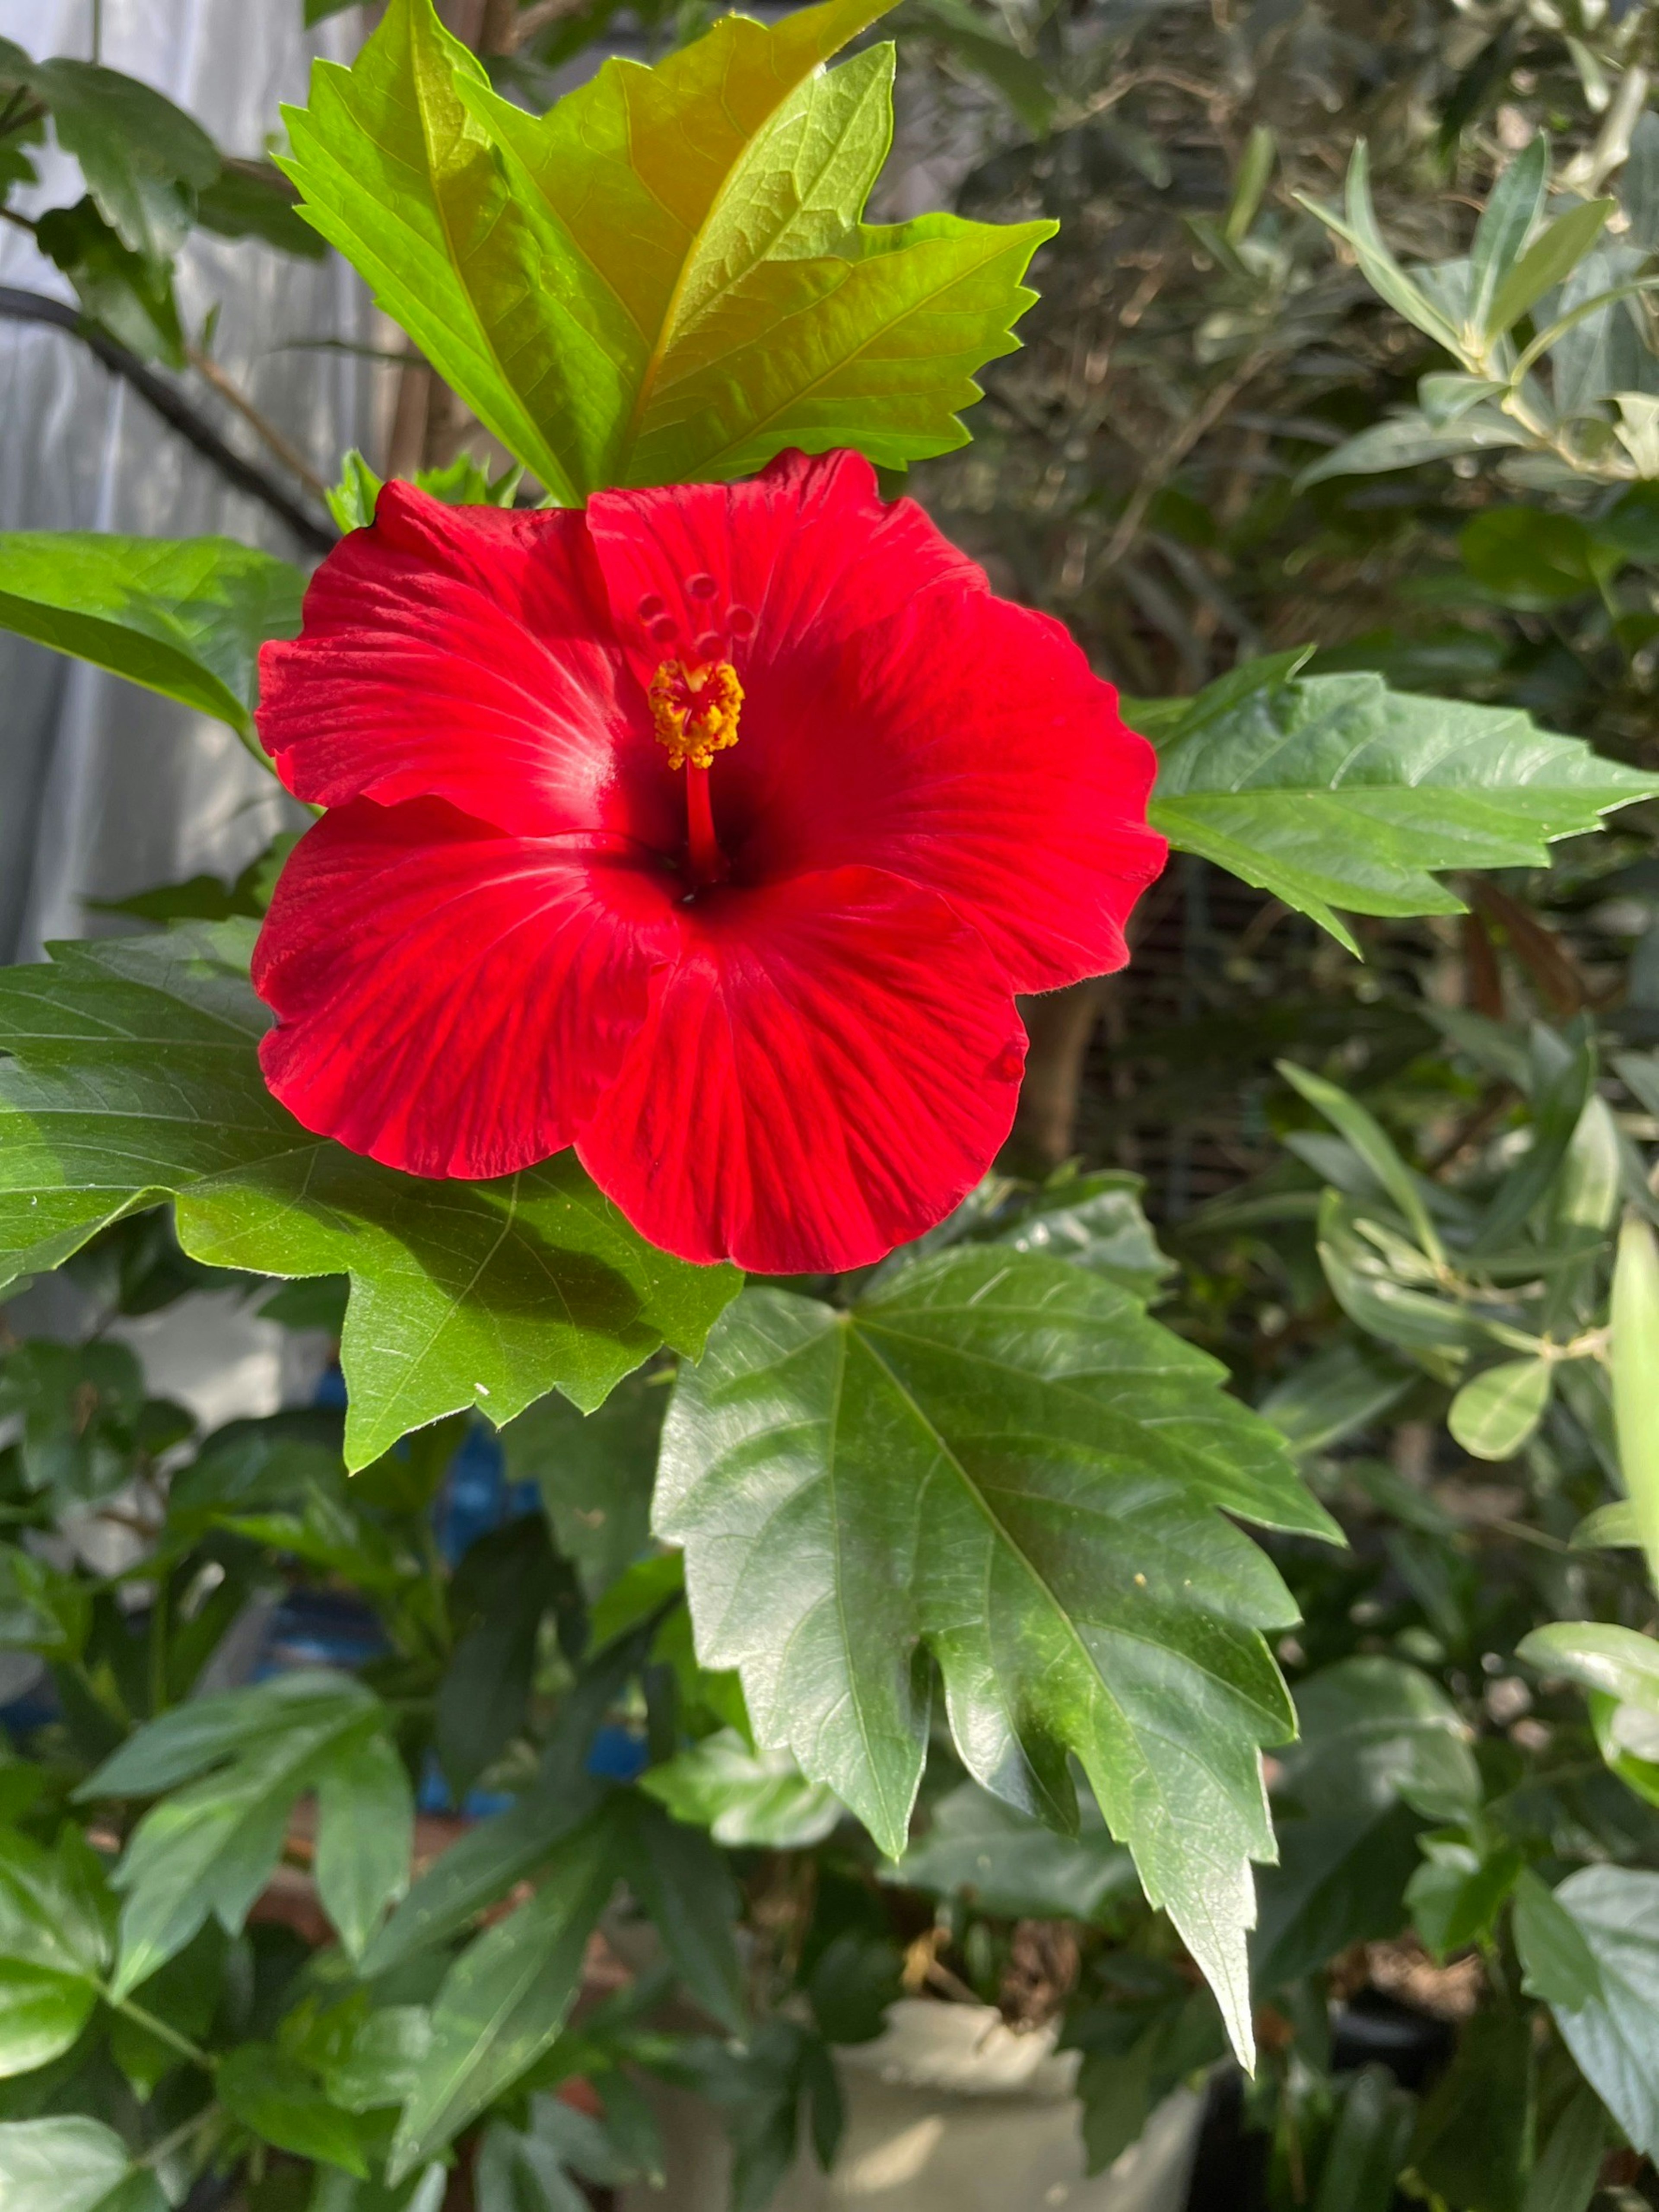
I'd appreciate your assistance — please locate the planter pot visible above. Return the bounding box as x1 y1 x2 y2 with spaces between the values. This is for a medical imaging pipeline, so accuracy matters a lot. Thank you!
623 1999 1203 2212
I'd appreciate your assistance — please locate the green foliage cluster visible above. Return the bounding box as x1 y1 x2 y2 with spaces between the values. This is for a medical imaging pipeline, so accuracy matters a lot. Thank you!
0 3 1657 2210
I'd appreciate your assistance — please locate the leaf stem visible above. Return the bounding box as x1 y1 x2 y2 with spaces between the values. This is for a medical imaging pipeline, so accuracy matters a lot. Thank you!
109 1992 217 2073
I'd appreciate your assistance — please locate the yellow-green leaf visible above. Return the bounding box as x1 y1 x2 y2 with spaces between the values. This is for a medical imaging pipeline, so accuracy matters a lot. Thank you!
1614 1212 1659 1596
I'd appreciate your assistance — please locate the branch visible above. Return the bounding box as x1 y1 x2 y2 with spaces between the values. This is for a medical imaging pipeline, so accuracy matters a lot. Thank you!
0 289 336 554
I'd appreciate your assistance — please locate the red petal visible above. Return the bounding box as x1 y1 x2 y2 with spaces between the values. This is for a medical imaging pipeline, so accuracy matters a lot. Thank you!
575 867 1026 1272
256 483 677 852
253 798 678 1179
586 448 984 693
588 451 1165 992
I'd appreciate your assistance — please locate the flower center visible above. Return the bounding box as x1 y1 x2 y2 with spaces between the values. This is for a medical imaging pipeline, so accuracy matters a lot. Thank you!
649 658 743 771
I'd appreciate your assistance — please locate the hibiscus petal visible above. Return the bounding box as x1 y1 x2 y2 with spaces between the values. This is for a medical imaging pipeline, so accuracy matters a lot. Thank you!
257 483 678 851
575 866 1026 1273
586 447 983 693
254 798 679 1180
589 450 1165 992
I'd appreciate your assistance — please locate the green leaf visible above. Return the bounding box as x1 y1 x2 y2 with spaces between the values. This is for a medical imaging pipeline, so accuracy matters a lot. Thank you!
1408 1840 1523 1961
1148 660 1659 952
616 1795 747 2035
195 156 327 257
1469 136 1550 340
892 1779 1135 1922
0 533 302 737
1520 2085 1607 2212
280 0 1050 498
1316 1193 1483 1362
80 1669 391 1993
219 2044 369 2177
0 2118 168 2212
35 197 185 365
979 1170 1174 1298
388 1805 620 2181
0 1545 89 1658
1460 508 1606 610
1297 407 1530 489
1411 2010 1533 2212
1296 143 1462 355
1613 1213 1659 1594
641 1727 843 1850
503 1368 663 1601
0 925 738 1468
1253 1803 1422 1992
1257 1340 1416 1456
437 1516 569 1796
1278 1061 1442 1259
1274 1657 1480 1823
1487 198 1617 338
1513 1869 1604 2009
0 1827 114 2076
1449 1359 1553 1461
314 1728 414 1960
1545 1866 1659 2162
1518 1620 1659 1719
1570 1499 1641 1549
26 57 219 262
659 1247 1336 2067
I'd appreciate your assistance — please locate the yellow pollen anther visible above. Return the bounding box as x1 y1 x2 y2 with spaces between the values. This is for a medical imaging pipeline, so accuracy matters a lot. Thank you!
650 658 743 771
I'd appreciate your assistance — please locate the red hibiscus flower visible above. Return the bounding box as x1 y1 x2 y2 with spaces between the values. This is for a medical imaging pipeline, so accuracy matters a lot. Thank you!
251 451 1164 1274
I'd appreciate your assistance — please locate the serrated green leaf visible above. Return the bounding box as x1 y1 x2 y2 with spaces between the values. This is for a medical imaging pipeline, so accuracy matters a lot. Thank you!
1449 1358 1553 1461
1148 661 1659 950
280 0 1049 499
1545 1866 1659 2162
0 534 302 737
0 2118 168 2212
388 1805 620 2181
659 1247 1337 2067
35 197 186 366
0 925 737 1468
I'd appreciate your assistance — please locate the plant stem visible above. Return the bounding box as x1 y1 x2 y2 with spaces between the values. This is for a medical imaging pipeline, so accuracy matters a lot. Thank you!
187 347 331 498
111 1994 216 2072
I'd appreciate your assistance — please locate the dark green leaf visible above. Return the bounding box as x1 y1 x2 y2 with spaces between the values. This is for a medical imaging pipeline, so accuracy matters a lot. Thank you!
1312 2065 1415 2212
0 925 738 1467
0 534 301 736
1276 1657 1480 1822
388 1805 620 2181
1258 1340 1416 1456
614 1797 746 2034
893 1780 1135 1922
1252 1803 1422 1991
195 156 326 257
1520 2085 1607 2212
437 1518 566 1796
503 1370 663 1602
35 198 184 365
1408 1840 1522 1961
1148 660 1659 953
219 2043 369 2177
660 1248 1333 2065
27 57 219 263
314 1729 414 1960
1411 2009 1533 2212
1513 1869 1603 2010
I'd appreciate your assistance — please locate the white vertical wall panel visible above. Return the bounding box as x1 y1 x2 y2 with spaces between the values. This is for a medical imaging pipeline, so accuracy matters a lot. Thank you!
0 0 373 957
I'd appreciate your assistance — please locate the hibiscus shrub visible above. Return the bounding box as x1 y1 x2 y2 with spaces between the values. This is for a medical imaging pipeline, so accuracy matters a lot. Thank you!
2 3 1659 2209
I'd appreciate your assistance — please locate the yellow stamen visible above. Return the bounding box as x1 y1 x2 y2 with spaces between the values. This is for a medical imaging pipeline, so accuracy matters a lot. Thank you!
650 658 743 771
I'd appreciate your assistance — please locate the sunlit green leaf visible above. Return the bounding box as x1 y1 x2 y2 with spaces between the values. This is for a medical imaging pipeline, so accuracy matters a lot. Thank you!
280 0 1050 498
1146 657 1659 952
0 534 302 737
1545 1866 1659 2162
